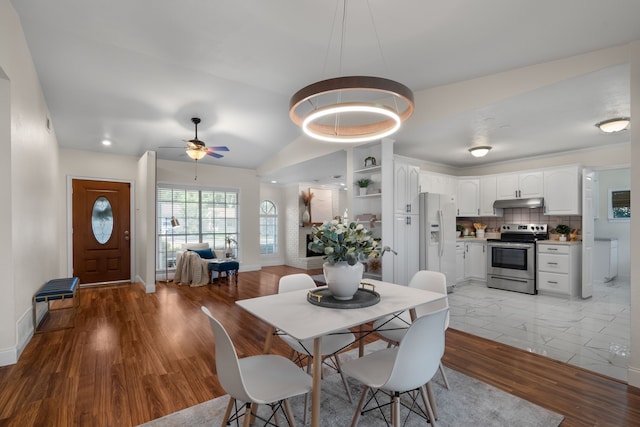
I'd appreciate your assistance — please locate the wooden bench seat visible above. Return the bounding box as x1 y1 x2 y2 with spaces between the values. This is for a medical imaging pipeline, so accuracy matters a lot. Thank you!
33 277 79 333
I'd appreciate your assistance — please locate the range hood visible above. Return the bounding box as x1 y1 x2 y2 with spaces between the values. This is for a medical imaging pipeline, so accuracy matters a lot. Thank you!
493 197 544 209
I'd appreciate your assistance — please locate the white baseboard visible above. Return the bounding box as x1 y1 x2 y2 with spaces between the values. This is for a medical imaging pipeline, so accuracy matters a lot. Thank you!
136 274 155 293
628 366 640 388
0 306 35 367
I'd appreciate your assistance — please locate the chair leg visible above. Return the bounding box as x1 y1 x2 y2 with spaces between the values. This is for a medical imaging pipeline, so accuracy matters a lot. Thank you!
221 397 235 427
283 399 297 427
243 403 253 427
333 354 353 403
439 362 451 390
350 386 369 427
425 381 439 420
392 392 400 427
420 385 437 427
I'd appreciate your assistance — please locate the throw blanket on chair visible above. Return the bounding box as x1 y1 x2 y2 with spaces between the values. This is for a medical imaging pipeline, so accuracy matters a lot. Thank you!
174 251 209 287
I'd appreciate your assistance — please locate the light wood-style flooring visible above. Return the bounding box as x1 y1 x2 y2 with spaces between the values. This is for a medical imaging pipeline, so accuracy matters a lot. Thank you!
0 265 639 426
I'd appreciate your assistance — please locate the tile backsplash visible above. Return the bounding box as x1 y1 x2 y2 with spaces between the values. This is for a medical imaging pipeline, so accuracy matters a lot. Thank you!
457 207 582 234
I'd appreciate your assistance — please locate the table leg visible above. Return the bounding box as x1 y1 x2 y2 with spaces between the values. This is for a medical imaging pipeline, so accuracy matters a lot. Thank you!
263 326 275 354
358 325 365 357
311 337 321 427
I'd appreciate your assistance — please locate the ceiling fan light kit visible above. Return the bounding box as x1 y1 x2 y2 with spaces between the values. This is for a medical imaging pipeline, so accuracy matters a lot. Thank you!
289 0 414 144
469 145 492 157
595 117 630 133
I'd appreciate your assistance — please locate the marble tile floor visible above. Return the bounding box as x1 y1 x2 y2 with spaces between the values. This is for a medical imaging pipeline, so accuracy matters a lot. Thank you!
447 278 631 382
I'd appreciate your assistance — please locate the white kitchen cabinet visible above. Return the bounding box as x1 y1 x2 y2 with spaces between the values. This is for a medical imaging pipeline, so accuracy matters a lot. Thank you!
394 162 420 216
496 171 543 199
537 242 581 296
479 175 502 216
393 214 420 286
455 242 465 284
543 165 582 215
420 171 457 196
457 178 480 216
464 241 486 281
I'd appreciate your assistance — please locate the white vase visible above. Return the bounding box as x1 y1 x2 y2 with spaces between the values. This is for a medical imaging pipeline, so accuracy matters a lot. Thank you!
359 187 368 196
323 261 364 300
302 206 310 223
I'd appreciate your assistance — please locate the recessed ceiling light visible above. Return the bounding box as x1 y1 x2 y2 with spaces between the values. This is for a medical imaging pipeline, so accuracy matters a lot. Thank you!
595 117 630 133
271 180 277 184
101 139 112 146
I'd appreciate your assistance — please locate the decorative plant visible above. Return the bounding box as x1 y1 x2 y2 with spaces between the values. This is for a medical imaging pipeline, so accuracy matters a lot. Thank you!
356 178 371 188
555 224 571 236
456 224 464 233
308 220 380 265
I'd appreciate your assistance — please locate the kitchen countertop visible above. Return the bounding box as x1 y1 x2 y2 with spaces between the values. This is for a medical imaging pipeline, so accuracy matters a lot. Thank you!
536 239 582 246
456 237 488 242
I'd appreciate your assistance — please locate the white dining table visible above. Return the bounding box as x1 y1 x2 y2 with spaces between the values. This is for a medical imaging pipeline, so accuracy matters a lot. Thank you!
236 279 446 427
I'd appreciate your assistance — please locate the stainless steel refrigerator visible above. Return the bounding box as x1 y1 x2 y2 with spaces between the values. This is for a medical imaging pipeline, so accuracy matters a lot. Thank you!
419 192 457 292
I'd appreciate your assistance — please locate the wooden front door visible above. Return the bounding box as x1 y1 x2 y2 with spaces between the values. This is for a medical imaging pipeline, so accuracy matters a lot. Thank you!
72 179 131 284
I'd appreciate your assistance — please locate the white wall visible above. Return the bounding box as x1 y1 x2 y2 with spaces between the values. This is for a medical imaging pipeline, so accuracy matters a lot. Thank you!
0 1 60 365
157 159 262 272
136 152 157 292
594 168 630 280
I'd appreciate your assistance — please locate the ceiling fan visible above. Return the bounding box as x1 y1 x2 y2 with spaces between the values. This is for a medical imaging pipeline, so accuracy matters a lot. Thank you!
182 117 229 161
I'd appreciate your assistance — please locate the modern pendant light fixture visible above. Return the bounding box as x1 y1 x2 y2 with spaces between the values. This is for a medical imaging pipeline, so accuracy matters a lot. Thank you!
595 117 630 133
289 0 414 143
468 145 492 157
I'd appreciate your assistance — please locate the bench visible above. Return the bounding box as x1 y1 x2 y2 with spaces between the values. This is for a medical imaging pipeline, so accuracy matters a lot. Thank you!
208 260 239 285
33 277 80 333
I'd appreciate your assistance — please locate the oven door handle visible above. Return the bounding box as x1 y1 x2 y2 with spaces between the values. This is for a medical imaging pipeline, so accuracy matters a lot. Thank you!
487 243 534 249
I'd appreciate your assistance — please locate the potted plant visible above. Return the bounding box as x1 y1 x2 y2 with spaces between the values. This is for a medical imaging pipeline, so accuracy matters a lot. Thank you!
456 224 464 238
555 224 571 242
308 220 380 300
356 178 371 196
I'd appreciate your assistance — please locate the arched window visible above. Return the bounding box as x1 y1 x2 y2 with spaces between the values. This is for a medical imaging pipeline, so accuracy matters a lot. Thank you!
260 200 278 254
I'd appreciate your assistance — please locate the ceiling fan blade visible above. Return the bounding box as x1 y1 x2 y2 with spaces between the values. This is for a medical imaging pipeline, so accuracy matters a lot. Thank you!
206 151 224 159
207 146 230 152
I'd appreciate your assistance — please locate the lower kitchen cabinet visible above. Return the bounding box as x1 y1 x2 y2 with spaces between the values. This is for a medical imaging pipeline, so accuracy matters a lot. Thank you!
537 242 581 296
455 242 465 284
463 241 486 282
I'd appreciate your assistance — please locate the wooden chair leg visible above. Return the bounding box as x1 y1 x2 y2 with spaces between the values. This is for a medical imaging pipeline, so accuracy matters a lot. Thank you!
439 362 451 390
221 397 235 427
243 403 253 427
420 385 437 427
334 354 353 403
425 381 438 420
283 399 296 427
350 386 369 427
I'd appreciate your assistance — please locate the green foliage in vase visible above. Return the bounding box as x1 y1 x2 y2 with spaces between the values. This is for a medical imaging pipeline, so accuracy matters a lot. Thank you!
308 220 380 265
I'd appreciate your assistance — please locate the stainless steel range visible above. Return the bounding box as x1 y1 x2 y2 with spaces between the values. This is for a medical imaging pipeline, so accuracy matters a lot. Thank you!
487 223 549 295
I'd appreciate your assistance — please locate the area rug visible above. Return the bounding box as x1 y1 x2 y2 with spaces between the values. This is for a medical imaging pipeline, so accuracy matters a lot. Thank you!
138 341 563 427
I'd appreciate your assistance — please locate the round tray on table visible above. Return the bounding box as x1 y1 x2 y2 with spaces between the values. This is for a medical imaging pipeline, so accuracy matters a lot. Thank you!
307 283 380 309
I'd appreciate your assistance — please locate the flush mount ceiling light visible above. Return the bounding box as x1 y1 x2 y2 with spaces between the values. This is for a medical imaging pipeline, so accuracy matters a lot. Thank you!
595 117 630 133
468 145 492 158
289 1 414 144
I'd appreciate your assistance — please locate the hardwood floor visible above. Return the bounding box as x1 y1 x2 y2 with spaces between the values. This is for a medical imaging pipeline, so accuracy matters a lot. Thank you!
0 265 639 426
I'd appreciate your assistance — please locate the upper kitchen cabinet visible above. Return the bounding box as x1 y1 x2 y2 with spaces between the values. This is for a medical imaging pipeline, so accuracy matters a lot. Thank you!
394 161 420 215
543 165 582 215
496 171 543 200
479 175 503 217
420 171 457 196
457 178 480 216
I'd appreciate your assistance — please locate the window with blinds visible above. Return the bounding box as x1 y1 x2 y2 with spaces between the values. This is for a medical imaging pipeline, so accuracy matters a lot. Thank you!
608 188 630 220
157 186 239 270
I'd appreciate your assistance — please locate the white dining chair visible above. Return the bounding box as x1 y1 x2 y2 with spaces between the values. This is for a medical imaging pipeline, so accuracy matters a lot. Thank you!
277 274 355 407
201 306 312 427
372 270 451 390
342 307 449 427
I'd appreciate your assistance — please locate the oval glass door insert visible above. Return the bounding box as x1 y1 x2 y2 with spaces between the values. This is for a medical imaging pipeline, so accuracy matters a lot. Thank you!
92 196 114 244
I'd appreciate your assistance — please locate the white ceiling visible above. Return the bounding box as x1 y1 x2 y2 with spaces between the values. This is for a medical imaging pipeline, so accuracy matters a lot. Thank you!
10 0 639 184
